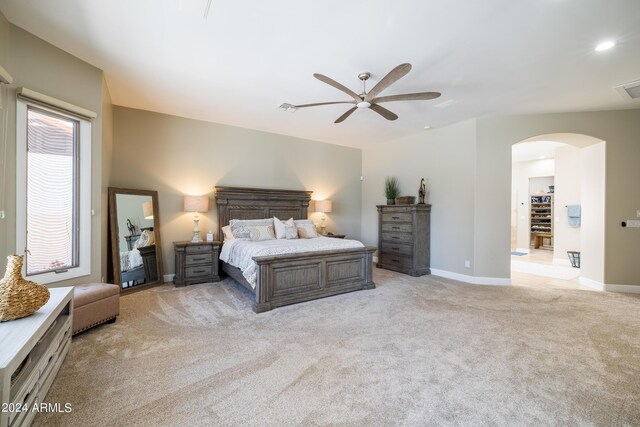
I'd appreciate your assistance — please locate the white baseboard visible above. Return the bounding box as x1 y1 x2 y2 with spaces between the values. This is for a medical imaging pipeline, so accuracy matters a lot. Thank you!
431 268 511 286
515 248 530 254
164 274 175 283
579 276 605 291
553 258 572 267
579 277 640 294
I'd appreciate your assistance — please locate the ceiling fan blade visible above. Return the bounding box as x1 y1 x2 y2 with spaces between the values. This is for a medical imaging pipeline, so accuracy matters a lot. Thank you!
294 101 355 108
334 107 358 123
314 73 362 103
369 104 398 121
372 92 441 103
365 63 412 102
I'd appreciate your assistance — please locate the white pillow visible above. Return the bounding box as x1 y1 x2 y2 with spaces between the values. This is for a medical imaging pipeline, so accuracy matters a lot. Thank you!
295 220 319 239
249 225 276 241
222 225 234 241
273 217 295 239
230 218 274 240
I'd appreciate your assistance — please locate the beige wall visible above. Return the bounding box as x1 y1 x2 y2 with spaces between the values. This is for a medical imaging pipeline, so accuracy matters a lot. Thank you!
111 106 362 276
580 143 606 283
553 145 581 262
476 110 640 286
0 19 107 286
361 119 476 276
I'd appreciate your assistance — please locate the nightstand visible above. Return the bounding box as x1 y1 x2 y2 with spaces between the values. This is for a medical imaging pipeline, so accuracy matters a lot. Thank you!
325 233 346 239
173 241 221 286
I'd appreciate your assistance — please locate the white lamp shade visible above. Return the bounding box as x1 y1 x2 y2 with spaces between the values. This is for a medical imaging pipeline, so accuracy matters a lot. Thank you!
142 200 154 220
315 199 332 213
184 195 209 213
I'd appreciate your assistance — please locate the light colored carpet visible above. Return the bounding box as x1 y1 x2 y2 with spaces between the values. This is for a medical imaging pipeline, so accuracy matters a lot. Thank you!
34 269 640 426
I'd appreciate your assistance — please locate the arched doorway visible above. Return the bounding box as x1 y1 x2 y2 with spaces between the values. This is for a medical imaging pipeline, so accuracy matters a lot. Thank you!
510 133 605 290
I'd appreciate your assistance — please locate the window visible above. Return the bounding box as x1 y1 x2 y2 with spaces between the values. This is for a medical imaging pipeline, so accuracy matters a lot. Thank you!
16 98 92 284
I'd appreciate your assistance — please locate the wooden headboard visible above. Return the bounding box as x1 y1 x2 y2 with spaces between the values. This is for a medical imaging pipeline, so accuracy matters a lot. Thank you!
214 186 312 239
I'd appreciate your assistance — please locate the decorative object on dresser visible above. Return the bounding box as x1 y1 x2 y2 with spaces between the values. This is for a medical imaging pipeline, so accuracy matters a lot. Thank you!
0 255 50 322
215 186 376 313
377 204 431 276
108 188 164 291
418 178 429 204
173 241 221 286
183 195 209 243
72 283 120 335
384 176 400 205
314 199 332 235
395 196 415 205
0 287 73 427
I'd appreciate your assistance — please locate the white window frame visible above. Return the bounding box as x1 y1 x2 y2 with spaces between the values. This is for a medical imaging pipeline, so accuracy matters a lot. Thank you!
16 99 92 284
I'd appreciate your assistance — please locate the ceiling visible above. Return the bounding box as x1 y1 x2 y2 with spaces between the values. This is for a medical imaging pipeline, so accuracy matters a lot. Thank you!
1 0 639 148
512 141 567 163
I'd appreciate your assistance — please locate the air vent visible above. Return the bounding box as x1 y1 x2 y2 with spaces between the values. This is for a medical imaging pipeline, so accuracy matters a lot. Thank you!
614 80 640 100
277 103 297 113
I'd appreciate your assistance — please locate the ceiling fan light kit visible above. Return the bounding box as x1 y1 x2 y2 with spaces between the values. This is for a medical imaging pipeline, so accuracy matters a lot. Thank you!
289 63 441 123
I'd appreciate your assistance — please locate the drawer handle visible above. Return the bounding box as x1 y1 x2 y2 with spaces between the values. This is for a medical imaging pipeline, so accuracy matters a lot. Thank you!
392 236 399 239
392 216 400 219
192 257 206 262
193 269 207 274
392 258 400 262
391 247 399 250
392 226 400 230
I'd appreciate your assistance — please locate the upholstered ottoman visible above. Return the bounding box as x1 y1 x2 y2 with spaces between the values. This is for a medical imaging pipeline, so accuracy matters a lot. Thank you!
72 283 120 335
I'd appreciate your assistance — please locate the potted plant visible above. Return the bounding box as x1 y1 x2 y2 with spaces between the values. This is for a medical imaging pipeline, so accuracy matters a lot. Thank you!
384 177 400 205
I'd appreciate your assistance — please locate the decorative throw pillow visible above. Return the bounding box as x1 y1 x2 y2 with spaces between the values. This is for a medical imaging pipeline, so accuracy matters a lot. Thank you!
230 218 274 240
222 225 234 241
249 225 276 241
295 220 319 239
274 217 295 239
284 225 299 240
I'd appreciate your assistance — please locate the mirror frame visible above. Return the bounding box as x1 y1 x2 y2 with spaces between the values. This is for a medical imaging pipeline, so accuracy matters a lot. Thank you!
108 187 164 291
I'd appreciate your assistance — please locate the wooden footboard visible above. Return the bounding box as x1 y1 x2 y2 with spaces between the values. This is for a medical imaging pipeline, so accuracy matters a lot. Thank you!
227 246 376 313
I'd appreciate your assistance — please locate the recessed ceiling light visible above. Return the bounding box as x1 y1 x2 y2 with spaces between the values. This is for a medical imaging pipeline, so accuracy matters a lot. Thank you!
538 156 545 159
595 40 616 52
424 125 432 130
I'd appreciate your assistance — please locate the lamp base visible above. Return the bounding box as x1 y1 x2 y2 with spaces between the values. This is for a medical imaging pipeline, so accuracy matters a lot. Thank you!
191 216 202 242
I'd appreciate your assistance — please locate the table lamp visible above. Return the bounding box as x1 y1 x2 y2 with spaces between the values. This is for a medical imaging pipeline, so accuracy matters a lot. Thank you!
184 195 209 242
315 199 332 236
142 200 154 220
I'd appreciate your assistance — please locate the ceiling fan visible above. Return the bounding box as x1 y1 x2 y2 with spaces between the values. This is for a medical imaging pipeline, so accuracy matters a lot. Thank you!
291 63 441 123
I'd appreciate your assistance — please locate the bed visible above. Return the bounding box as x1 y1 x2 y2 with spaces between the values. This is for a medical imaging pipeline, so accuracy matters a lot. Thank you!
215 186 376 313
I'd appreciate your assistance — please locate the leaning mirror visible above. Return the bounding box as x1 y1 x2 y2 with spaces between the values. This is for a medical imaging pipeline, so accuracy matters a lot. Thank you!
108 187 163 291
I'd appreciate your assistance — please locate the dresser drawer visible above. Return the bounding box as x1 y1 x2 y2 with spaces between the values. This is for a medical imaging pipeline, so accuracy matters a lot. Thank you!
186 253 213 266
382 212 413 223
379 254 413 269
382 223 412 233
185 265 213 278
381 242 413 256
186 244 211 254
381 231 413 243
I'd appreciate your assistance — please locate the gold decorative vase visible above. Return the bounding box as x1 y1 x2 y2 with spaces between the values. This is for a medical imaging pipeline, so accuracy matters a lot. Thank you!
0 255 50 322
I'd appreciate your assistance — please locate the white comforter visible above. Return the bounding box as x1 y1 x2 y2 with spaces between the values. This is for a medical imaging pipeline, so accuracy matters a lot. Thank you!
220 237 365 288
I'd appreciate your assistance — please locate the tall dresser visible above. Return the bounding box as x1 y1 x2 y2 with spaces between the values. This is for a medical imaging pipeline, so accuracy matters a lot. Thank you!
377 204 431 276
